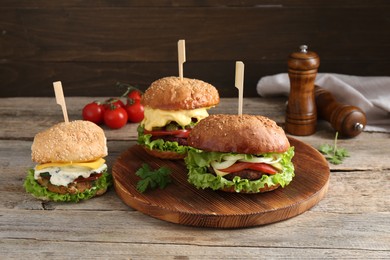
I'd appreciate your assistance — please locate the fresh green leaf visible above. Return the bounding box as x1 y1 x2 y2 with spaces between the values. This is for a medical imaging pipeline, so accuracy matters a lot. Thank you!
318 132 349 165
184 147 295 193
137 125 189 154
136 163 172 193
24 169 112 202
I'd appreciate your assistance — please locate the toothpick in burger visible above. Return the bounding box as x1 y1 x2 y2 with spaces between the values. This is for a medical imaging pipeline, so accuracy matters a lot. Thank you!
185 114 295 193
24 120 112 202
137 76 220 159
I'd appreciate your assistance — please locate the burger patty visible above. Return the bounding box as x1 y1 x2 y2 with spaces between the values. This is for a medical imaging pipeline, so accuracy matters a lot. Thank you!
208 167 267 180
37 175 104 195
151 135 188 146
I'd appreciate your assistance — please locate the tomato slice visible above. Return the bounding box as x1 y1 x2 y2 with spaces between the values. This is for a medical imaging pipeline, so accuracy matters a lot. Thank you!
219 162 278 175
144 129 190 138
74 173 102 182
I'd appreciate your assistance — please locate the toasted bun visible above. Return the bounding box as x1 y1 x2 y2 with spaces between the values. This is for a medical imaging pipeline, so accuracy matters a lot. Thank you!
141 76 219 110
220 183 281 193
142 146 186 160
188 114 290 154
31 120 108 164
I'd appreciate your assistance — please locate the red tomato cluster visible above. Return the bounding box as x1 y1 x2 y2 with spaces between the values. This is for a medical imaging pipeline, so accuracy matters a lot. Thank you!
82 86 144 129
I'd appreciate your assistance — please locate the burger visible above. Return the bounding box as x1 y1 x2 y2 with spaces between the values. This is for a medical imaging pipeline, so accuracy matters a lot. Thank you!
185 114 295 193
137 76 220 159
24 120 112 202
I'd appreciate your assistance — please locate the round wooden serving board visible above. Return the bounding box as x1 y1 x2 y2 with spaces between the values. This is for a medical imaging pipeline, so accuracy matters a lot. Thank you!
112 137 330 228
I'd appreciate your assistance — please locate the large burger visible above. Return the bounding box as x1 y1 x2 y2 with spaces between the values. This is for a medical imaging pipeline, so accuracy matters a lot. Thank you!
185 114 295 193
24 120 112 202
138 76 220 159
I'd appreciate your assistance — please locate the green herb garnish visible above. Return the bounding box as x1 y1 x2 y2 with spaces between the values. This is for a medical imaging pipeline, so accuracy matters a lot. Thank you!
319 132 349 165
136 163 172 193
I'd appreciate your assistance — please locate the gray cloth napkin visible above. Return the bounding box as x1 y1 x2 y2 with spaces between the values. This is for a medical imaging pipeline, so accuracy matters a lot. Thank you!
256 73 390 132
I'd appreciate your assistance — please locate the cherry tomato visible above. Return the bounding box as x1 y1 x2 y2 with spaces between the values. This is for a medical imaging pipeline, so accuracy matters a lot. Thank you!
82 102 105 124
127 90 142 101
103 98 125 110
74 173 102 182
116 82 143 101
104 106 128 129
125 99 144 123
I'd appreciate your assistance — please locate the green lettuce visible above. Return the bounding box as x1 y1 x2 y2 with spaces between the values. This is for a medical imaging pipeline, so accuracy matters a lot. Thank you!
23 169 113 203
137 125 189 155
185 147 295 193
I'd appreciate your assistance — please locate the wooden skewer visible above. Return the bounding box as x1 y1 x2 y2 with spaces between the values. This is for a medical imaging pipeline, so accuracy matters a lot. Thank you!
235 61 244 116
53 81 69 123
178 39 186 80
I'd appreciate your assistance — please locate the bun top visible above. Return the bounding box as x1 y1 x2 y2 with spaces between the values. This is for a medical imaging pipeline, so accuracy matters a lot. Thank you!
31 120 108 164
188 114 290 154
141 76 219 110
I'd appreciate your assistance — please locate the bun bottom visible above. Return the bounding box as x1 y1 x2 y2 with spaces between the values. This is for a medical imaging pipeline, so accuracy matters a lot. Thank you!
220 183 281 193
142 146 186 160
31 187 108 201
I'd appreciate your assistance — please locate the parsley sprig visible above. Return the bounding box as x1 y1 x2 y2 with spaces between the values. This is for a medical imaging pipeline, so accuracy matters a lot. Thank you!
136 163 172 193
319 132 349 165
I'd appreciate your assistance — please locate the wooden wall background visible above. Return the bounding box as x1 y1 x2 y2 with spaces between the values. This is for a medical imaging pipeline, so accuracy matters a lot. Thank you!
1 1 389 97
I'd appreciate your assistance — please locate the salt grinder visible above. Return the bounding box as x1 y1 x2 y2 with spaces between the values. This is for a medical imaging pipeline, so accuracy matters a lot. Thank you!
285 45 320 136
315 86 366 138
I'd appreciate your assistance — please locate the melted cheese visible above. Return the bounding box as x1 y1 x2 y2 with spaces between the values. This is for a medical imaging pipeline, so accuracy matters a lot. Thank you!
141 107 210 131
34 163 107 187
35 158 105 171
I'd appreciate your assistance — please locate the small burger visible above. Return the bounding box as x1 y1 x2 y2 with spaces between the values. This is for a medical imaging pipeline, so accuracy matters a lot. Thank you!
185 114 295 193
24 120 112 202
138 76 220 159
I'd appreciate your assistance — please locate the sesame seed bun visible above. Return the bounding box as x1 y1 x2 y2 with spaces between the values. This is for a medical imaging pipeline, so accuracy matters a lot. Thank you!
185 114 294 194
141 76 220 110
188 114 290 154
31 120 108 164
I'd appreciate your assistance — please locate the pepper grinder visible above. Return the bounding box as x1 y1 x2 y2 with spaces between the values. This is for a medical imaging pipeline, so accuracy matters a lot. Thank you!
315 86 366 137
285 45 320 136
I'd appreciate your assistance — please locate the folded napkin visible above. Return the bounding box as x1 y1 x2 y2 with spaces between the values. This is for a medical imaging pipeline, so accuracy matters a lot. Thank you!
257 73 390 132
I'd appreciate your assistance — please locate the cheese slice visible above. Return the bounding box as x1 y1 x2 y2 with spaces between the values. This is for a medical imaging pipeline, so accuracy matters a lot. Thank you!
34 163 107 187
141 107 210 131
35 158 105 171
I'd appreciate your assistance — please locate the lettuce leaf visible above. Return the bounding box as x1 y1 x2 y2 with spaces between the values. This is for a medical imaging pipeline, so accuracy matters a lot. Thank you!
23 169 113 203
137 125 189 154
185 147 295 193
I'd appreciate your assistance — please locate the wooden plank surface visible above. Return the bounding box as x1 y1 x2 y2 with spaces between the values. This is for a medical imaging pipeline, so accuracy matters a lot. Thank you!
1 1 389 97
2 6 388 62
2 238 390 259
1 97 389 258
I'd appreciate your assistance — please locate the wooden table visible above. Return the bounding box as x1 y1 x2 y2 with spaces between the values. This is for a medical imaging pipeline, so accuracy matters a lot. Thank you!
1 97 389 259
